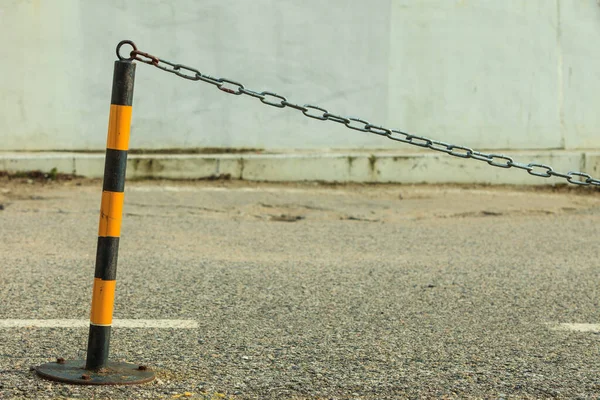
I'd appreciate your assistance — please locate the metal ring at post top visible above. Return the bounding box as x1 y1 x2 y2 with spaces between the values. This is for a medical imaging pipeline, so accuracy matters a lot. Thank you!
116 40 138 61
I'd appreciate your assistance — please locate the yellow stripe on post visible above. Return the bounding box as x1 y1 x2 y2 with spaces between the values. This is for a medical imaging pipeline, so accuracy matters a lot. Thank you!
90 278 117 326
106 104 132 151
98 191 125 237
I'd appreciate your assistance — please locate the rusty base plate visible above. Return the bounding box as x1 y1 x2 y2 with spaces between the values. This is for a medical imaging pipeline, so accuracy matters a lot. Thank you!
36 360 155 385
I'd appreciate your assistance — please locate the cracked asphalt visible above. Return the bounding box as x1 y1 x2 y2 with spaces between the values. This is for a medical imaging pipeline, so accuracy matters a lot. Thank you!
1 178 600 399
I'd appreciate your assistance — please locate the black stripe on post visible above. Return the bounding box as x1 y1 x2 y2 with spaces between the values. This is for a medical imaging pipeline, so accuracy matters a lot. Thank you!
110 61 136 106
85 325 111 371
102 149 128 192
94 237 119 280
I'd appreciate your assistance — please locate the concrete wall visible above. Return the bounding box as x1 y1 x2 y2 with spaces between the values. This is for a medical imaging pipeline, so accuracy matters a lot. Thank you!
1 0 599 152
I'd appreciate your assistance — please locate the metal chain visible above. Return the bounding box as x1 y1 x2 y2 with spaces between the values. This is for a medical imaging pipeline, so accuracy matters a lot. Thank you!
116 40 600 187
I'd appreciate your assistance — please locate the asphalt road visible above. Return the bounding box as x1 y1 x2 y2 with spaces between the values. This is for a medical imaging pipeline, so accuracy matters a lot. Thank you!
1 178 600 399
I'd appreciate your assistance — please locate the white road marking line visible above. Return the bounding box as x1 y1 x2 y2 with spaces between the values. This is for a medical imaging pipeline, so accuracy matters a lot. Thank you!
550 323 600 333
0 319 198 329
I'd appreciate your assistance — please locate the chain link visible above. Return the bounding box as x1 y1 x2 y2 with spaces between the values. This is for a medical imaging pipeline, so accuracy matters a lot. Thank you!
120 41 600 187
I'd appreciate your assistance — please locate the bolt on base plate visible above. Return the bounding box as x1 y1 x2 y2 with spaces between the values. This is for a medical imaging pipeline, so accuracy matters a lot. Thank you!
36 360 155 385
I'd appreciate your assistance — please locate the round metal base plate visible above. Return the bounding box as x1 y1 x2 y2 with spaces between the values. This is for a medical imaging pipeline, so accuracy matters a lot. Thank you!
36 360 155 385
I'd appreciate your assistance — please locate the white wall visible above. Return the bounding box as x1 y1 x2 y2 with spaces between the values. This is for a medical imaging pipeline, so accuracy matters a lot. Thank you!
0 0 599 152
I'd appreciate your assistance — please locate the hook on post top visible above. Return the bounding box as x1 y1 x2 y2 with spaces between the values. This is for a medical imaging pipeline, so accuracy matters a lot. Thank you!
116 40 159 65
116 40 138 62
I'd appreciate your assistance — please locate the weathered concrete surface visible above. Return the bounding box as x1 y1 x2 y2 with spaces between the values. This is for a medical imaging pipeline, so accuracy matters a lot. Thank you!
1 150 598 185
1 179 600 398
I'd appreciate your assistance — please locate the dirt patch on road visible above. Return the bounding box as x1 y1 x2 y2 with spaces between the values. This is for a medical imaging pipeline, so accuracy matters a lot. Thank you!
2 176 600 221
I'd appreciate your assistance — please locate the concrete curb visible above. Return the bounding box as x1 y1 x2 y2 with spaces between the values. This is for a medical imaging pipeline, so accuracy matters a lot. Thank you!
1 150 599 185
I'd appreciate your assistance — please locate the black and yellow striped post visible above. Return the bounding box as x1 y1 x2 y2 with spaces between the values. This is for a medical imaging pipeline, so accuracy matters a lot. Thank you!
86 59 134 372
36 53 154 385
